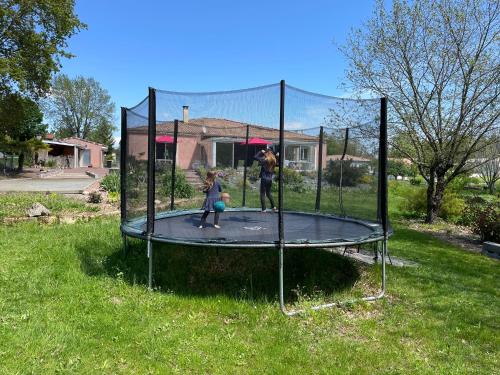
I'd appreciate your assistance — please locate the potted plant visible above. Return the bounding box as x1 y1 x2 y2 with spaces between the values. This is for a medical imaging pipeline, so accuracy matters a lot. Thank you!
106 154 114 168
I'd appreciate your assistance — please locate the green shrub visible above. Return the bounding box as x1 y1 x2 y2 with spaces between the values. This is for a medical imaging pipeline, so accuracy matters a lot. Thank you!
282 167 304 185
359 174 374 185
439 192 465 223
107 191 119 203
162 169 194 199
463 200 500 242
460 196 487 226
248 162 260 181
100 172 120 193
447 175 479 192
396 183 467 222
300 170 316 179
324 160 368 187
273 167 306 193
126 157 147 191
397 186 427 219
45 159 57 168
409 176 424 185
462 197 500 242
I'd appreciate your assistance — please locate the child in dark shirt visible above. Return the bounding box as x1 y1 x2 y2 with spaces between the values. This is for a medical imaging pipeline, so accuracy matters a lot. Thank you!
254 149 277 212
199 171 222 228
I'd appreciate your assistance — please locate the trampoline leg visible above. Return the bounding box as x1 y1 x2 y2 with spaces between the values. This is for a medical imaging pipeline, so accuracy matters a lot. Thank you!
386 243 393 265
374 241 379 262
381 238 386 292
147 238 153 290
279 243 285 313
122 234 128 257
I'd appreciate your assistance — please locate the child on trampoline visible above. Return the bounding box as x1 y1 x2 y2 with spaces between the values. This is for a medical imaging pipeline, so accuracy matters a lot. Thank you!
199 170 222 228
254 148 277 212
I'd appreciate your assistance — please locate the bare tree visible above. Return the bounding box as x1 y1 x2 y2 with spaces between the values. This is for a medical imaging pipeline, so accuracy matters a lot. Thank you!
341 0 500 223
477 142 500 193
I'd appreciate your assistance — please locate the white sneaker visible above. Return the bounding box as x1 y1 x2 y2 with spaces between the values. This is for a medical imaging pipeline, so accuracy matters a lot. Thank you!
198 225 203 229
214 225 221 229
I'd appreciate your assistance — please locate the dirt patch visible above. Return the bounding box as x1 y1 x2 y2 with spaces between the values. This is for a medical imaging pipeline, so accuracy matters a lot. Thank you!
404 219 482 253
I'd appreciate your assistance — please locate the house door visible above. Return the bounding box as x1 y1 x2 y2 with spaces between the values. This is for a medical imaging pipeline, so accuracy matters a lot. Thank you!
82 149 91 167
215 143 233 168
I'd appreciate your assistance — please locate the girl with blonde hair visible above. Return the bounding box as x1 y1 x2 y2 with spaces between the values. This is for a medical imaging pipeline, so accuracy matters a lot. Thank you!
254 148 277 212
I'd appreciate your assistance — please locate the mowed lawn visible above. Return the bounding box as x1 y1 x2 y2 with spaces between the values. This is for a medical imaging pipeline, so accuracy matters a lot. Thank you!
0 217 498 374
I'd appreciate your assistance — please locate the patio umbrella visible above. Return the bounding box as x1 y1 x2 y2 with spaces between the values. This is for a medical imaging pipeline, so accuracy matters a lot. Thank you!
240 137 272 145
155 135 174 143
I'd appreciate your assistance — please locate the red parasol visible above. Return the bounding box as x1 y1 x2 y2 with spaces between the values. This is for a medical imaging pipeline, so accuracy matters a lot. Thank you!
155 135 174 143
240 137 272 145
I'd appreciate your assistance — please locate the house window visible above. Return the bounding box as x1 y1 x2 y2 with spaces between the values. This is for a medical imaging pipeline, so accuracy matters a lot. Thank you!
285 145 299 161
300 146 310 161
156 143 174 160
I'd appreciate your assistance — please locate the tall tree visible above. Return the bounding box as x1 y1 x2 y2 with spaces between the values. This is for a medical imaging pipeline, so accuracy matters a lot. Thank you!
0 93 47 170
45 75 116 147
0 0 84 98
341 0 500 223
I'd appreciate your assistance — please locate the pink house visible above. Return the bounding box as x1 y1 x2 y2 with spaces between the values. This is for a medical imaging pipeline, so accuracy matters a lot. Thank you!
61 137 107 168
128 108 326 171
40 136 107 168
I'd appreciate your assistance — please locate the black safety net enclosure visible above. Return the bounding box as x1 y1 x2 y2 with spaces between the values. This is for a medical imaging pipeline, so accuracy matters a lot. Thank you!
120 81 390 315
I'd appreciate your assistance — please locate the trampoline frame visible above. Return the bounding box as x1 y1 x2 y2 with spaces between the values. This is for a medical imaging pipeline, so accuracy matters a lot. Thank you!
120 81 390 316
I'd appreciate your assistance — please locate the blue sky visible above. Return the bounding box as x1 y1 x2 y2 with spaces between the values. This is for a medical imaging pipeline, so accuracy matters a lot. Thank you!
58 0 377 139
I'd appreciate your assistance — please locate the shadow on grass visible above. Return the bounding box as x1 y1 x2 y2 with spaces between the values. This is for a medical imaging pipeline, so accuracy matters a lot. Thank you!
76 238 362 303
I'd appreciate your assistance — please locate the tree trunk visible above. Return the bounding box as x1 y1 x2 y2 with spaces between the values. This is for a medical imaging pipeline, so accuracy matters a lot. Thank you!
487 181 496 194
425 174 446 224
17 153 24 172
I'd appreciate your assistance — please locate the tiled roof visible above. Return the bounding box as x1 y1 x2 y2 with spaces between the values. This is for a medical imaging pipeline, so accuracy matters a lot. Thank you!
61 137 107 148
128 118 318 142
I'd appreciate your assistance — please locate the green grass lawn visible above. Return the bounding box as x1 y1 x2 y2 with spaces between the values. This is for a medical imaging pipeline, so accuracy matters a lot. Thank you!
0 217 498 373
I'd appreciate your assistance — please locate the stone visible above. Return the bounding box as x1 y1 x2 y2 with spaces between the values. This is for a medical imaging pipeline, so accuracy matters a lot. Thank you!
26 203 51 217
482 241 500 260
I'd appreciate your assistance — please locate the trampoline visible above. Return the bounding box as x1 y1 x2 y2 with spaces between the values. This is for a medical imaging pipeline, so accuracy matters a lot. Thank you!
120 81 390 315
122 209 386 247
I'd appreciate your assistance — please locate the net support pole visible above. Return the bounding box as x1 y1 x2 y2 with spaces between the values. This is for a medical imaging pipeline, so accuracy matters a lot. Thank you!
278 80 286 313
379 97 388 291
147 87 156 235
120 107 128 255
146 88 156 290
242 124 250 206
315 126 324 211
170 119 179 210
120 107 127 224
339 128 349 217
